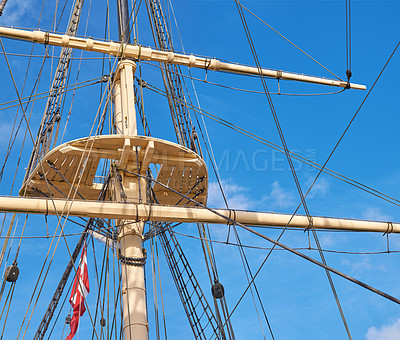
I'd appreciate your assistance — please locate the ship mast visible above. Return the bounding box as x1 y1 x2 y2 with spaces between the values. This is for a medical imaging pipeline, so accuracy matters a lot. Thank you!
113 58 148 340
115 1 147 338
5 4 397 339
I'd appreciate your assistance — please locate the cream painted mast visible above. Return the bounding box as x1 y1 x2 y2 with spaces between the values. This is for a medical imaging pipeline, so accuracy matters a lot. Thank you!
112 60 148 340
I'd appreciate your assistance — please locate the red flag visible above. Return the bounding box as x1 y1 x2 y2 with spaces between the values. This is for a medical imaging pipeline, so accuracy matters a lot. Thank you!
66 243 90 340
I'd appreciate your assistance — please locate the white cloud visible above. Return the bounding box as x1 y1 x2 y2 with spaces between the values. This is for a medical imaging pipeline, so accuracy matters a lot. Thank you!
207 180 256 210
366 318 400 340
362 207 391 221
301 175 330 200
341 256 387 274
0 122 14 143
263 180 295 209
307 177 330 198
0 0 34 26
318 233 335 247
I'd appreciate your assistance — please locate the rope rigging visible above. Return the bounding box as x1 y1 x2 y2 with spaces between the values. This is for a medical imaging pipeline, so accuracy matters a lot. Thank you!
32 174 111 339
143 80 400 211
115 167 400 307
143 0 237 338
0 0 8 16
237 1 343 81
1 5 122 337
0 0 398 339
140 61 348 96
170 229 400 256
145 0 200 151
25 0 85 179
345 0 352 83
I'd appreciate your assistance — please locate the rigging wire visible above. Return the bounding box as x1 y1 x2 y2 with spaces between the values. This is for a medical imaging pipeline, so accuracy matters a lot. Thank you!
15 16 117 340
230 226 273 340
0 51 111 60
171 229 400 255
0 4 73 331
117 168 400 305
0 41 53 185
167 0 237 207
143 82 400 210
44 269 75 339
235 0 314 246
151 1 236 337
0 44 74 197
0 40 61 310
90 234 109 339
0 77 105 112
213 32 400 335
0 39 36 146
294 39 400 239
0 1 123 338
0 282 15 337
235 3 353 336
150 237 161 340
345 0 352 81
141 60 347 96
154 235 168 339
59 0 94 147
0 1 394 338
237 2 343 81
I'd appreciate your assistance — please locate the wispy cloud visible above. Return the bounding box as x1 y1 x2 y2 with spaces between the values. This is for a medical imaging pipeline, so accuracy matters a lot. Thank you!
263 180 295 209
307 176 330 198
0 0 34 26
317 233 335 247
341 256 387 275
0 122 15 143
366 318 400 340
362 207 391 221
301 175 330 199
207 180 257 210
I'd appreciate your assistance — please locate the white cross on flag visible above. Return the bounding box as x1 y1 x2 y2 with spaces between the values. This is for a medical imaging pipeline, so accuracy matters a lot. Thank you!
66 243 90 340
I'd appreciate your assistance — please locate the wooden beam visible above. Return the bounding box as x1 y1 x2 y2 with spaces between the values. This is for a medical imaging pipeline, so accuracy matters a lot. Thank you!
0 27 366 90
140 141 154 174
0 196 397 233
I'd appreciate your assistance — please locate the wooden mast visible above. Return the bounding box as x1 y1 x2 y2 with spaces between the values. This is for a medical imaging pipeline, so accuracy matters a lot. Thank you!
115 1 147 337
113 59 148 340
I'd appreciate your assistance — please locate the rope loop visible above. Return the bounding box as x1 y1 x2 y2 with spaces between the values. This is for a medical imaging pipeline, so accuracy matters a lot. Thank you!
227 209 236 226
304 217 314 232
145 203 152 222
44 32 50 45
204 58 212 70
204 59 211 82
345 69 352 89
383 222 393 236
118 248 147 266
135 203 139 222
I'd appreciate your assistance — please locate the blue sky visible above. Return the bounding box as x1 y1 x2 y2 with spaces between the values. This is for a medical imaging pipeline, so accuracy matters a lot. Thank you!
0 0 399 339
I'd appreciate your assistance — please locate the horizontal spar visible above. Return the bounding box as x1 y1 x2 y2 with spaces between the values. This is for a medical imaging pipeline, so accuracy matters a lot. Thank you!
0 27 366 90
0 196 397 233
